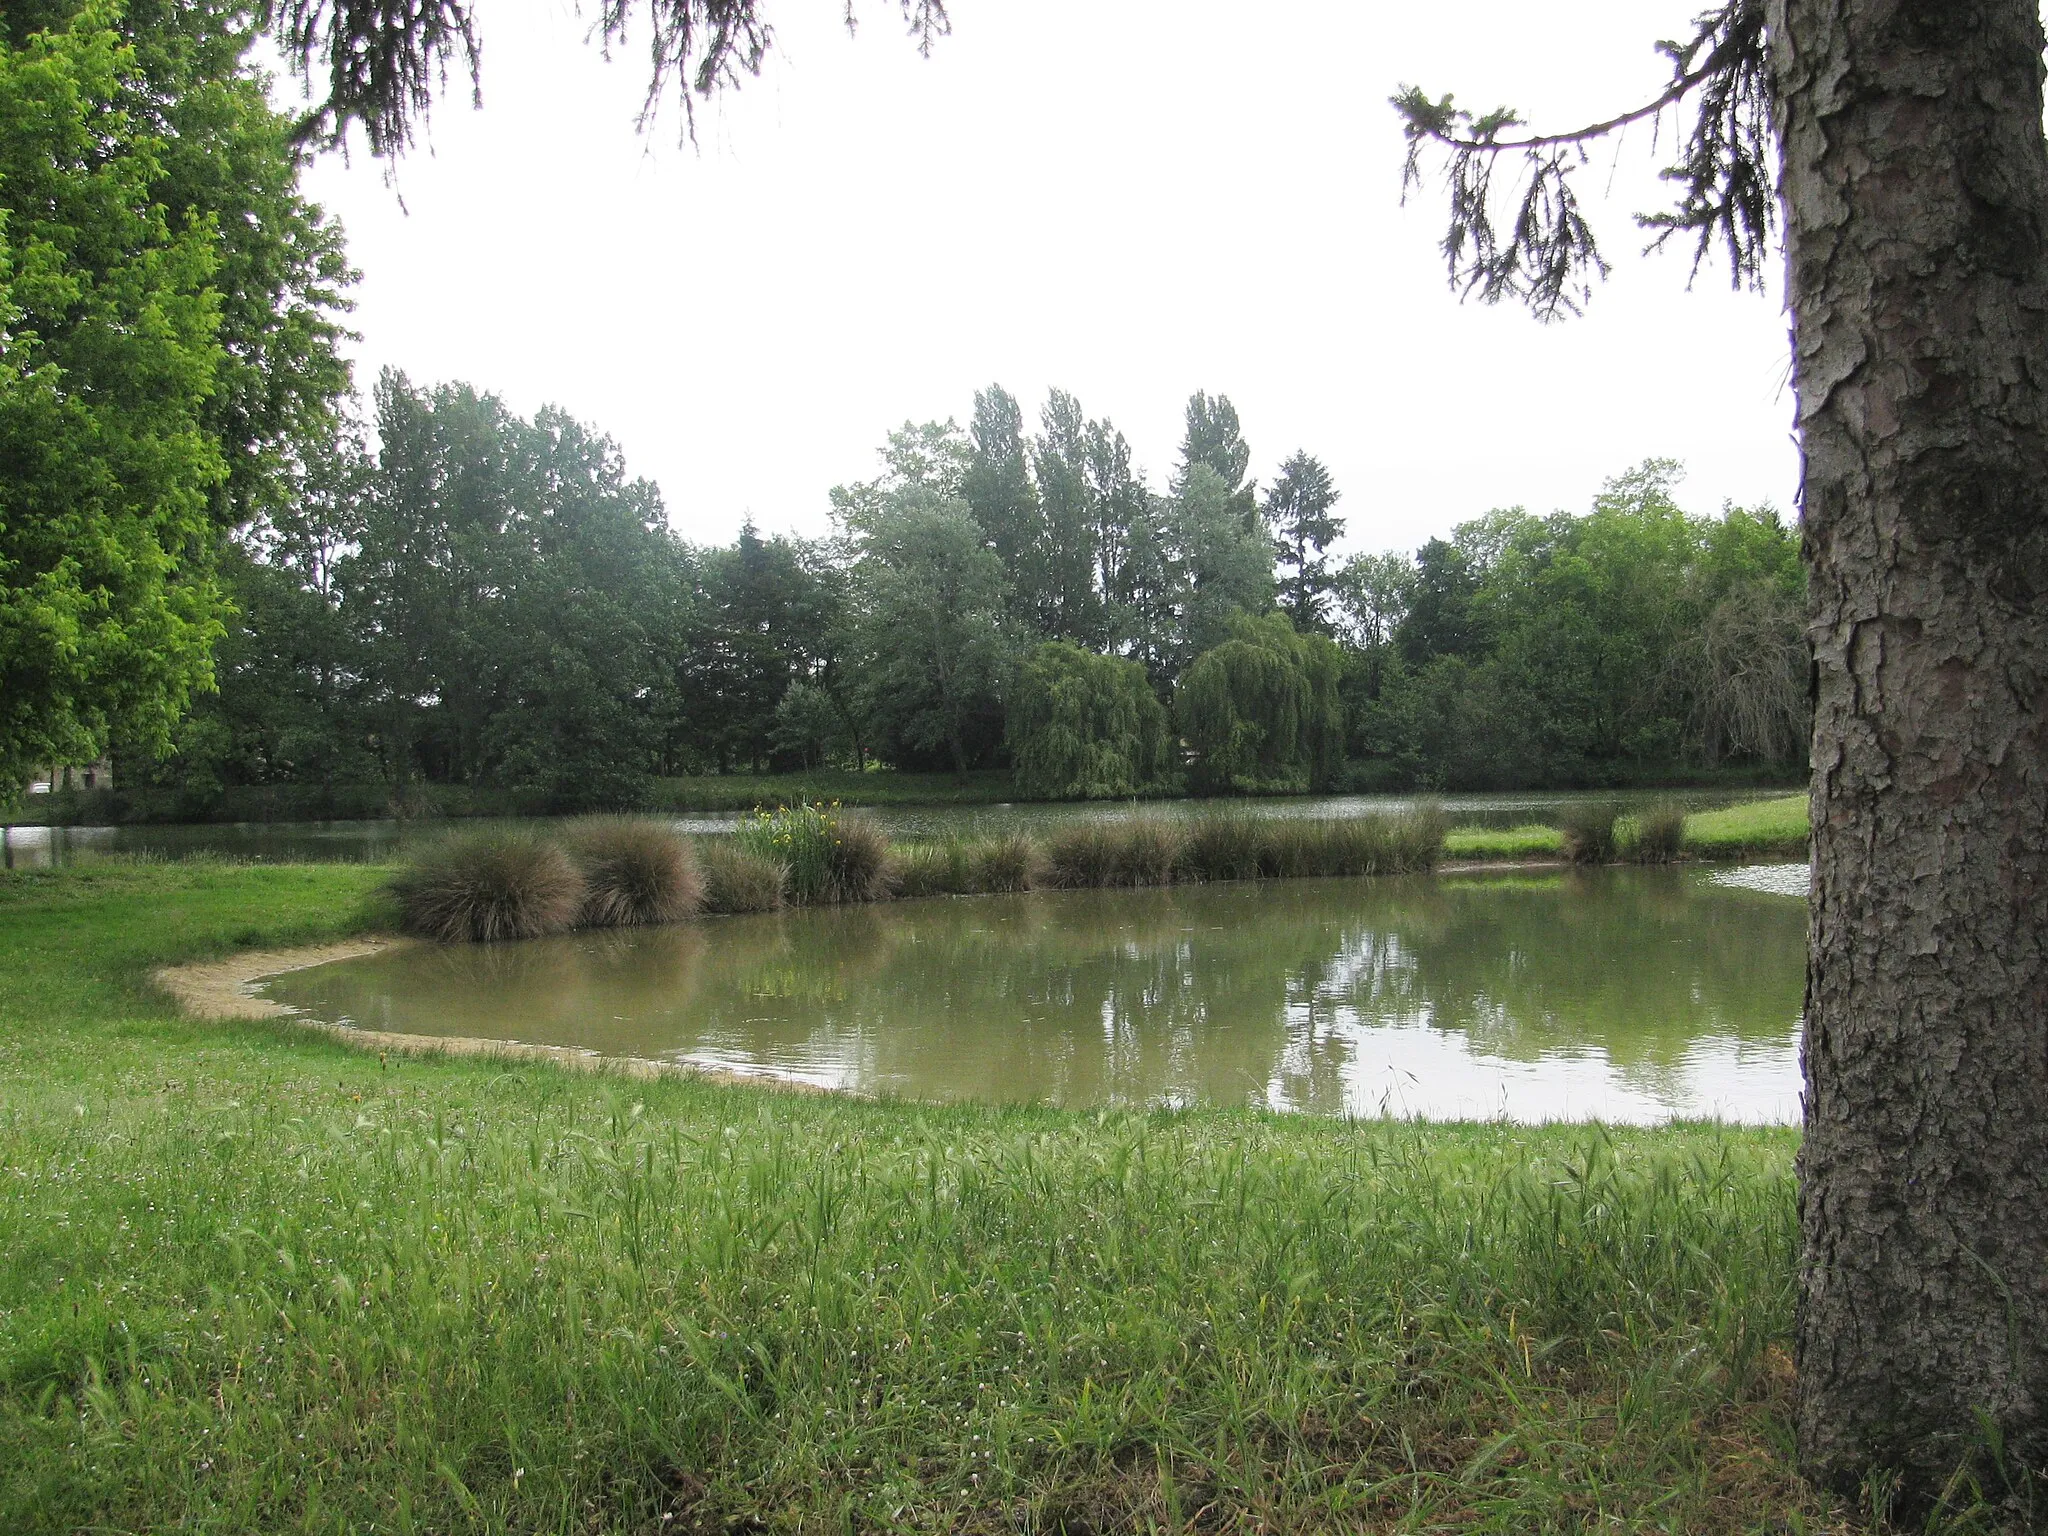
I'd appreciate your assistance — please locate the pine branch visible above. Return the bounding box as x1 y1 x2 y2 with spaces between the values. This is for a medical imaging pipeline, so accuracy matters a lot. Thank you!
1392 0 1771 322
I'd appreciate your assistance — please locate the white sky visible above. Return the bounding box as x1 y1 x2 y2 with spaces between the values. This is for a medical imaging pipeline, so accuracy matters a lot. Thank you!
291 1 1800 557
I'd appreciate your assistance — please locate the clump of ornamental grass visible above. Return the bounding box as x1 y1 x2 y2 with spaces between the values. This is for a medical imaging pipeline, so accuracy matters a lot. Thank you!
389 833 585 943
970 831 1042 893
699 838 787 914
888 841 968 899
1626 801 1688 865
564 818 702 927
1043 818 1188 888
1559 803 1620 865
824 813 896 903
1179 809 1267 882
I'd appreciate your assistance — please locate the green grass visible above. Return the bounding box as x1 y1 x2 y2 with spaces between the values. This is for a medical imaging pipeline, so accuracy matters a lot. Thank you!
0 860 1904 1534
1445 823 1566 860
1683 795 1810 859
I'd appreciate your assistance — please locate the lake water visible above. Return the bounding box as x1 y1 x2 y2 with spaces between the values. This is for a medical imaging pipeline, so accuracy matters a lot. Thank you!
2 787 1778 868
262 864 1809 1124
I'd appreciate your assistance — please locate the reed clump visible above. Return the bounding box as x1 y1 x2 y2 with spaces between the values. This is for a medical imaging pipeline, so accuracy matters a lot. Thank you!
1179 810 1266 882
970 830 1042 893
389 833 586 943
888 839 975 898
1559 803 1619 865
699 839 787 913
1626 801 1687 865
565 818 702 927
825 813 896 903
1042 818 1187 887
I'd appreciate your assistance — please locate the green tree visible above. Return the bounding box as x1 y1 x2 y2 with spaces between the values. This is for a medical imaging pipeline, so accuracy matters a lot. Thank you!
1170 464 1275 663
1029 389 1107 645
1262 451 1344 632
0 12 227 791
1176 611 1342 795
962 384 1044 630
848 491 1007 777
1173 389 1257 531
0 1 352 795
1006 641 1168 799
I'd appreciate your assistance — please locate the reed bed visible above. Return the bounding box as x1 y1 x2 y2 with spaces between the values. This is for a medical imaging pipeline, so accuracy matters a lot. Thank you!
888 838 976 898
564 817 702 926
388 832 585 942
1042 817 1187 887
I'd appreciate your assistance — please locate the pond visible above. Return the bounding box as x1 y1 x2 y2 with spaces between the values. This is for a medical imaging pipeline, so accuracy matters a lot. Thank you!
263 863 1810 1125
3 787 1775 867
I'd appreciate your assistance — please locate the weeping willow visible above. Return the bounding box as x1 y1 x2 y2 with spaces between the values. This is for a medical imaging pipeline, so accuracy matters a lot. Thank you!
1176 612 1344 794
1006 642 1170 799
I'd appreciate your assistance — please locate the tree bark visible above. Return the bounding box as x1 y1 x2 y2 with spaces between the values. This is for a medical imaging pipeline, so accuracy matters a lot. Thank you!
1768 0 2048 1515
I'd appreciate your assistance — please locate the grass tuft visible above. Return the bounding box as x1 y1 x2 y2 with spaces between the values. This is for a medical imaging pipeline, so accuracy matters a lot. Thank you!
565 818 703 926
388 833 585 942
1559 803 1619 866
825 813 896 903
970 830 1042 893
1626 801 1688 865
699 838 787 913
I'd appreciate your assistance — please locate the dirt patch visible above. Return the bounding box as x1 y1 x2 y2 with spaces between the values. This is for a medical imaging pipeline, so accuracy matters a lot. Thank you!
152 935 837 1095
154 937 409 1020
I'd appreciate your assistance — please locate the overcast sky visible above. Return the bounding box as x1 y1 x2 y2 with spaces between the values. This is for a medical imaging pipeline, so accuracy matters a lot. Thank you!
290 1 1800 557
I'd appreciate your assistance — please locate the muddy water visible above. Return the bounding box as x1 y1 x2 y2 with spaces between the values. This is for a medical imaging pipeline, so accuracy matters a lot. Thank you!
264 865 1809 1124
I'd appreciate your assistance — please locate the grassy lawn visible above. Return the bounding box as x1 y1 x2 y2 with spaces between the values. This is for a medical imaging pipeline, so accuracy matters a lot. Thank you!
0 859 1874 1534
1684 795 1810 859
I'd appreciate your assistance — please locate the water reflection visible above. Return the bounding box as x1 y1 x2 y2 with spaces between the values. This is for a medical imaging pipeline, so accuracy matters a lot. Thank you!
266 866 1807 1124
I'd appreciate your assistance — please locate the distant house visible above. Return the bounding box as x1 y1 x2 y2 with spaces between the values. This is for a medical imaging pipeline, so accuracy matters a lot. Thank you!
27 759 114 794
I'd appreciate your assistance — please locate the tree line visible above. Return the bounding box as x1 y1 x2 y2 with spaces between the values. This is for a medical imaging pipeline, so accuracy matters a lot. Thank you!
121 371 1806 812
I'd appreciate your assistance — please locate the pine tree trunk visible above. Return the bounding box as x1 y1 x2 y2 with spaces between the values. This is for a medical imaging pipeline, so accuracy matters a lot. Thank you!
1768 0 2048 1513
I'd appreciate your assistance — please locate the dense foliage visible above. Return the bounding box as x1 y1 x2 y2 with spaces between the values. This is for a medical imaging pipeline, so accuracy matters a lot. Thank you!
0 2 350 794
1177 612 1344 794
74 372 1801 811
1007 642 1169 800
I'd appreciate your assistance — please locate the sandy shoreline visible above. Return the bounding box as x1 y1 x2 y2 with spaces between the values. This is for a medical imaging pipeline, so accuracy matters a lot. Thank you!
152 937 837 1094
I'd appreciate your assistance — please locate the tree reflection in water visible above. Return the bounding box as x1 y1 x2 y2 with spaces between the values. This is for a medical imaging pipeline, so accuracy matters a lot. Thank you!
270 867 1806 1122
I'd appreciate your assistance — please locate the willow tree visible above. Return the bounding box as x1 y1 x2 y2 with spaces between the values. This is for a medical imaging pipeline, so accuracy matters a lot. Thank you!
1397 0 2048 1516
1176 612 1342 796
1006 641 1168 800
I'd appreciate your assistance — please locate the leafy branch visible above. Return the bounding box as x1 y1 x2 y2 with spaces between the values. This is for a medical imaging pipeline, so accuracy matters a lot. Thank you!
1391 0 1772 321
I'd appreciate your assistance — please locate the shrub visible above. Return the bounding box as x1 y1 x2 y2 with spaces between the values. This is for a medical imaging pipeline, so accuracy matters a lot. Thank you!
1559 803 1619 865
1627 802 1687 865
390 833 585 943
700 839 787 913
1180 810 1267 882
970 831 1042 893
565 819 702 927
